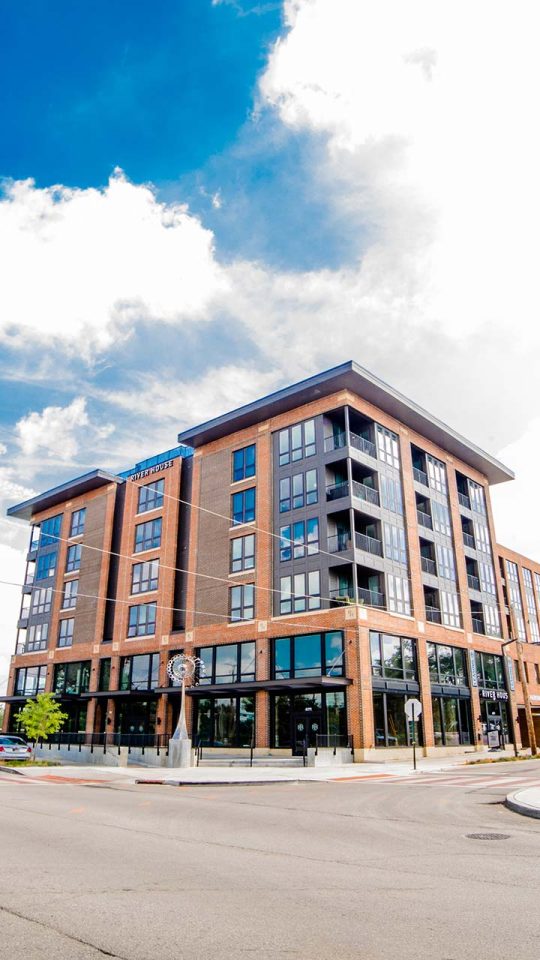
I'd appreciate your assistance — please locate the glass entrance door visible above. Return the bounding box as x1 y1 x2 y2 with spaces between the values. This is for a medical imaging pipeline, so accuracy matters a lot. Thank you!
292 712 322 755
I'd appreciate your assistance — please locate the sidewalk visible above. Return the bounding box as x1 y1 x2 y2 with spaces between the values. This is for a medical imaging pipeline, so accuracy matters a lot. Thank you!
505 788 540 820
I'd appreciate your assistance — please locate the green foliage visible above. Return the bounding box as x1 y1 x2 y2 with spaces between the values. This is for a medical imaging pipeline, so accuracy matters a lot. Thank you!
15 693 68 742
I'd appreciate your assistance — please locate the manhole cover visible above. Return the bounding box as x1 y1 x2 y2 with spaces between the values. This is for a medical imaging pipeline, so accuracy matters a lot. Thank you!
466 833 510 840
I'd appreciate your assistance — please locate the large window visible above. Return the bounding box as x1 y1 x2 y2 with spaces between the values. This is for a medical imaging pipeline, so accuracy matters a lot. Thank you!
232 444 256 482
426 455 447 495
53 660 90 695
131 560 159 594
196 696 255 748
436 544 456 581
120 653 159 691
26 623 49 652
134 518 162 553
468 480 486 516
380 475 403 515
137 479 164 514
273 631 344 680
383 523 407 565
506 560 526 640
440 590 461 628
478 559 497 595
279 519 319 561
387 574 411 616
432 697 471 746
66 543 82 573
69 509 86 537
99 659 111 692
279 470 318 513
475 651 505 689
58 618 74 648
14 665 47 696
197 641 256 684
278 419 316 466
432 501 452 537
373 691 423 748
35 551 57 580
229 584 255 622
232 488 256 525
40 514 62 546
62 579 79 609
483 602 502 638
127 602 157 637
31 587 52 615
230 534 255 573
370 631 417 681
376 425 400 469
427 642 467 686
473 519 491 554
279 571 320 614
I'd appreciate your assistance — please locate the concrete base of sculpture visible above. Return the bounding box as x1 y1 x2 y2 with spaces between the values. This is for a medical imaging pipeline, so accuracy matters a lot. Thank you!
168 738 192 768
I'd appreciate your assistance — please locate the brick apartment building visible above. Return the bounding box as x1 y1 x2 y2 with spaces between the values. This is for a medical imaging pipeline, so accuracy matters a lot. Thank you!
3 361 540 760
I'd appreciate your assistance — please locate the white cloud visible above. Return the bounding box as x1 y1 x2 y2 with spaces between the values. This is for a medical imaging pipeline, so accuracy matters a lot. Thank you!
0 442 7 455
15 397 114 460
0 171 228 356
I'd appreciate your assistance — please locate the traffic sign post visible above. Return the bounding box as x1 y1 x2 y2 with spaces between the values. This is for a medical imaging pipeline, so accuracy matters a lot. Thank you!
404 698 423 771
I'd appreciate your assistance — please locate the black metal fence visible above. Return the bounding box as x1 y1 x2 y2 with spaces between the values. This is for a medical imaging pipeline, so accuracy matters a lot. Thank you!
6 731 171 755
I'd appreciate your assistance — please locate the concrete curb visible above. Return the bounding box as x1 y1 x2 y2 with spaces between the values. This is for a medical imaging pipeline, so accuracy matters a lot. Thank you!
505 789 540 820
135 778 304 787
0 765 26 776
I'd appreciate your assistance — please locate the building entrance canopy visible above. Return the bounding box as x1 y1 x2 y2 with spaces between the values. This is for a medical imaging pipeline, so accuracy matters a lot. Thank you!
186 676 351 697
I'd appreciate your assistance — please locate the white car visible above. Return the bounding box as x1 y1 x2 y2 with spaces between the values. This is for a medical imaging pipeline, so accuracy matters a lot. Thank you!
0 735 33 760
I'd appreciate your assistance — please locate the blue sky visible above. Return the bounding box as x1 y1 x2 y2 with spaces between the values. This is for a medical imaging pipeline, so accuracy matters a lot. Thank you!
1 0 539 690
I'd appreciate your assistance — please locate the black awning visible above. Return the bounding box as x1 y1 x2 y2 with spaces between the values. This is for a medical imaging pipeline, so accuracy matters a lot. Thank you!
186 676 351 697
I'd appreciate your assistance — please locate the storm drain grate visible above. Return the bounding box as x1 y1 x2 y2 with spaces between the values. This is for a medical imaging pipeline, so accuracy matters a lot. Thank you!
466 833 510 841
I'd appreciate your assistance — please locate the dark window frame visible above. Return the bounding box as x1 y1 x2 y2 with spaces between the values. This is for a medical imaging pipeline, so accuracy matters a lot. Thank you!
137 479 165 514
127 602 157 637
272 631 344 680
232 444 256 482
134 518 162 553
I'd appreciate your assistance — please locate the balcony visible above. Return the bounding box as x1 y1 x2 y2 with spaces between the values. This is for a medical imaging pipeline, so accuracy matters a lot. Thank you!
358 586 385 608
328 532 352 554
352 479 379 507
421 556 437 576
355 531 383 557
417 509 433 530
458 492 471 510
329 588 355 607
467 574 481 591
413 467 428 487
324 432 347 453
326 481 349 502
462 532 475 549
425 606 442 624
349 431 377 459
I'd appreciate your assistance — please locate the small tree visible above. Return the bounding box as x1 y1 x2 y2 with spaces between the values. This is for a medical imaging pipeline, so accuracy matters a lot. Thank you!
15 693 68 752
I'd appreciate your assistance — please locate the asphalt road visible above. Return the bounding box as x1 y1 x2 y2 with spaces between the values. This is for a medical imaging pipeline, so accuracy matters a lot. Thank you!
1 762 540 960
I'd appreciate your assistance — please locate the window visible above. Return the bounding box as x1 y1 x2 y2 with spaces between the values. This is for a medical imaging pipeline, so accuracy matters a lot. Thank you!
230 534 255 573
279 571 320 614
26 623 49 652
475 651 505 689
432 697 471 746
279 525 292 562
483 603 502 638
99 659 111 692
426 455 447 495
279 477 291 513
134 518 162 553
54 661 90 695
380 475 403 515
473 519 491 554
231 488 255 525
373 691 423 748
522 569 540 641
232 444 256 482
120 653 159 691
468 480 486 516
478 560 497 595
436 544 456 581
127 603 157 637
278 419 316 466
137 479 164 513
506 561 526 639
376 425 400 469
370 631 417 680
440 590 461 628
62 579 79 609
131 560 159 594
306 469 318 505
66 544 82 573
383 523 407 565
35 551 57 580
280 470 317 512
58 618 74 648
14 665 47 696
230 584 255 622
292 473 304 509
427 642 467 685
432 501 452 537
31 587 52 615
197 641 256 684
387 575 411 616
70 509 86 537
40 514 62 546
280 519 319 561
273 631 344 679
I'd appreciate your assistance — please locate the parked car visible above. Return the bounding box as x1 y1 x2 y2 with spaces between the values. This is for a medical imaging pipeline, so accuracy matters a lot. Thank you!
0 736 33 760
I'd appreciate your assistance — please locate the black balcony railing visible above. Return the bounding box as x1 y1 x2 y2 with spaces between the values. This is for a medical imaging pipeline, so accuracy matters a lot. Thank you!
352 479 379 506
355 531 383 556
463 532 475 549
425 606 442 623
358 586 385 608
329 588 355 606
326 481 349 502
421 556 436 575
349 431 377 459
467 574 481 591
327 532 352 553
413 467 429 487
417 509 432 530
458 492 471 510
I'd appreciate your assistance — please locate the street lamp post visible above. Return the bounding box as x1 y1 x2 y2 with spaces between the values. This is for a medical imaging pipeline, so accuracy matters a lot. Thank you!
502 607 537 757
